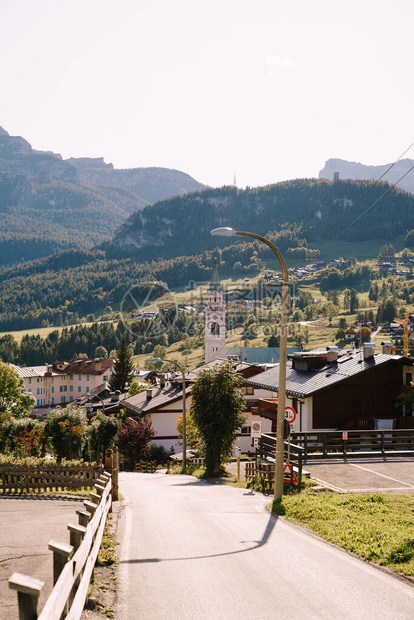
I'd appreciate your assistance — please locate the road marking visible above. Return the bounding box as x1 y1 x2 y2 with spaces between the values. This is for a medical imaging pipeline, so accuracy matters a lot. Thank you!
349 463 414 488
117 495 132 620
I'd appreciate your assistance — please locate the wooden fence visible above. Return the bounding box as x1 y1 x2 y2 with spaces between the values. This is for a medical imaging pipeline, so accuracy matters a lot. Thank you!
0 462 102 494
245 434 303 488
134 460 157 473
8 471 113 620
291 429 414 458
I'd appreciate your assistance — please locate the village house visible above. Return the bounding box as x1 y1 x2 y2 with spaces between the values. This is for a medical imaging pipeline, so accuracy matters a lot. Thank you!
11 357 113 409
117 359 279 454
243 344 414 432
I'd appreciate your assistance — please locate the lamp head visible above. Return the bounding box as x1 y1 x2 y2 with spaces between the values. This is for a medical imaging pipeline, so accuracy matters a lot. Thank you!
210 227 236 237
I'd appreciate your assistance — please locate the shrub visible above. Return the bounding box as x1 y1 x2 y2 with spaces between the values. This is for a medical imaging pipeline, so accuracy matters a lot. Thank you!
44 407 88 461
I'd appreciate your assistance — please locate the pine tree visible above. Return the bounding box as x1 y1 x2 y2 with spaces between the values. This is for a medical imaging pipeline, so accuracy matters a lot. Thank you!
109 335 135 393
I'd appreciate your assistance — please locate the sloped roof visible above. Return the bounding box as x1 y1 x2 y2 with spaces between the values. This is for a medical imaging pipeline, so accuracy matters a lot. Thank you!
244 350 405 398
10 364 49 378
122 383 192 415
53 358 113 376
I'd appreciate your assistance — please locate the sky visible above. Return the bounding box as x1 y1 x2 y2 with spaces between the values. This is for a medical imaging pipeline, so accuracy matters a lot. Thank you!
1 0 414 188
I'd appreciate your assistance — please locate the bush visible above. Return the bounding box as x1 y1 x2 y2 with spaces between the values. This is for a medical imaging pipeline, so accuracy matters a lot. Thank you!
44 407 88 461
87 413 120 464
0 417 44 456
140 443 170 465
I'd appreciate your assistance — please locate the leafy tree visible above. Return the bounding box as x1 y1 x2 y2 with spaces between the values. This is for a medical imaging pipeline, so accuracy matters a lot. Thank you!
335 329 345 341
176 412 204 453
190 362 246 477
339 317 347 329
116 417 156 468
87 413 120 463
349 289 359 314
378 244 395 259
95 346 108 359
109 335 135 392
44 407 87 461
0 417 44 455
0 362 35 422
128 379 152 396
357 327 372 343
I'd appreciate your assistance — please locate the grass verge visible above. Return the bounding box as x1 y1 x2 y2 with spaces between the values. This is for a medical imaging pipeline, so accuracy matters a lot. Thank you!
272 490 414 577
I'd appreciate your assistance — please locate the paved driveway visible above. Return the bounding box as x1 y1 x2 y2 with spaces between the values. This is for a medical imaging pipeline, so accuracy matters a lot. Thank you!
0 494 85 619
304 455 414 493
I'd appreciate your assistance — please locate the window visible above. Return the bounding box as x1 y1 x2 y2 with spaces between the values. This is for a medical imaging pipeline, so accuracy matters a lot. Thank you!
61 376 65 381
78 386 82 392
51 377 54 382
241 425 251 435
51 397 54 405
61 396 66 404
69 396 73 402
28 377 32 385
103 375 107 381
36 400 40 406
86 375 90 381
70 385 73 392
242 386 254 395
52 386 54 394
28 389 32 393
78 375 81 381
70 374 74 380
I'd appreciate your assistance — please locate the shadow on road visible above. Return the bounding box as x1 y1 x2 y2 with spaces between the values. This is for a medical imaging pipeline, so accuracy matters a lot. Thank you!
0 494 85 502
121 512 278 565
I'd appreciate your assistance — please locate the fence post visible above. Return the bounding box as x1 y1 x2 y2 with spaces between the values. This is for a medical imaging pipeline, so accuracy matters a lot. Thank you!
77 509 91 527
67 523 87 552
112 448 119 501
48 541 74 584
9 573 44 620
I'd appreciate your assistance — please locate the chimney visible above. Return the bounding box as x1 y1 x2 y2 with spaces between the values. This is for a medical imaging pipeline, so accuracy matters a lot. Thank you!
160 374 166 388
381 341 394 355
326 346 339 363
363 343 376 360
94 357 102 372
146 388 153 401
110 390 120 402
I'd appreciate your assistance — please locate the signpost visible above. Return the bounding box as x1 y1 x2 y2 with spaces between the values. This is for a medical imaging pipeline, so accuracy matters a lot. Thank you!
251 421 262 437
285 406 296 464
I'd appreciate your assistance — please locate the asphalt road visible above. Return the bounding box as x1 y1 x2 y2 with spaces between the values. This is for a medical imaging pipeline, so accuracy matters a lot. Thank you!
0 494 85 619
303 455 414 493
116 472 414 619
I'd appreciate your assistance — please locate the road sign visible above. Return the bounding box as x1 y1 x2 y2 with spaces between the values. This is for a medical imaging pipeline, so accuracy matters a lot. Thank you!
285 406 296 424
251 421 262 437
342 431 348 440
283 461 298 483
234 446 241 457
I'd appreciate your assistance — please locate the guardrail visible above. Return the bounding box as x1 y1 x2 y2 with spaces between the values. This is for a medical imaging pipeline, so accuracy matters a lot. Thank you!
8 471 112 620
291 429 414 458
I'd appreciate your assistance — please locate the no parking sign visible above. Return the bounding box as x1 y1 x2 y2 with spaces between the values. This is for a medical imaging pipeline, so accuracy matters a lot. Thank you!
251 421 262 437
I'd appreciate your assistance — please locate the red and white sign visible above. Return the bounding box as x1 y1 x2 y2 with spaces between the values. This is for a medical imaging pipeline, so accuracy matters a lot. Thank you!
251 421 262 437
284 406 296 424
283 461 298 483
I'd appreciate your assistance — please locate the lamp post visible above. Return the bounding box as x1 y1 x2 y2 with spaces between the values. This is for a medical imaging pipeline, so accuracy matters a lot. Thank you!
84 393 105 418
210 227 288 501
152 357 187 470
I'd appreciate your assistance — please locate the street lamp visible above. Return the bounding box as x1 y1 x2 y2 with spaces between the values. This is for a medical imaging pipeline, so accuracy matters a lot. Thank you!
210 227 288 501
152 357 187 470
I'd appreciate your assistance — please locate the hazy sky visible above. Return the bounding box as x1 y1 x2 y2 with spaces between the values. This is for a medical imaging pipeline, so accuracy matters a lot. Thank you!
1 0 413 188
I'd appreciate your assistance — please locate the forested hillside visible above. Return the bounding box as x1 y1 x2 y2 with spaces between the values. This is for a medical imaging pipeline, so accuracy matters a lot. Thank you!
109 179 414 261
0 173 148 264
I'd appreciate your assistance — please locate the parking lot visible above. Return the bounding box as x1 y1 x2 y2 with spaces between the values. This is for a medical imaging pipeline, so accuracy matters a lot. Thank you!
304 455 414 493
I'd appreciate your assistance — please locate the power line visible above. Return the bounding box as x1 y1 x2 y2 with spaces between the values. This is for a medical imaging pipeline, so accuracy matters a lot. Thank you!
311 140 414 249
318 162 414 253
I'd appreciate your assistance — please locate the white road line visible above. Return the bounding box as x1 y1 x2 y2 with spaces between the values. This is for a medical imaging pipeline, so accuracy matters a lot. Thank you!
117 495 132 620
349 463 414 488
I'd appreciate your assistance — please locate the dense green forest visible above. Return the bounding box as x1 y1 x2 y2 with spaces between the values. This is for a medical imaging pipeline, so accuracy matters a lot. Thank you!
109 179 414 260
0 173 147 265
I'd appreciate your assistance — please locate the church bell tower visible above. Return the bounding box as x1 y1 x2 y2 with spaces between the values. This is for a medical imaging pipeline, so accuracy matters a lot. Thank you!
205 258 226 363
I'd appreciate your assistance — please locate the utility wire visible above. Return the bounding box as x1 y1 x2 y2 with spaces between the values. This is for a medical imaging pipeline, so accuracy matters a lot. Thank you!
318 163 414 253
311 140 414 249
